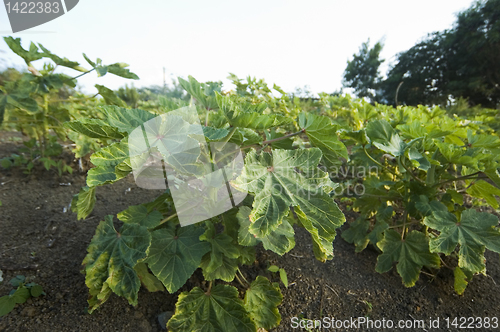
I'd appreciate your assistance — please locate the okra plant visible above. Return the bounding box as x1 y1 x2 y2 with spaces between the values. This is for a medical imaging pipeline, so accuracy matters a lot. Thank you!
68 76 347 330
334 99 500 294
0 37 138 173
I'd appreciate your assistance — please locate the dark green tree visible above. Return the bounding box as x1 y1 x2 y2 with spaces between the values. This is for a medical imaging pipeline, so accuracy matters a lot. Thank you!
379 32 449 106
445 0 500 107
379 0 500 107
342 39 384 102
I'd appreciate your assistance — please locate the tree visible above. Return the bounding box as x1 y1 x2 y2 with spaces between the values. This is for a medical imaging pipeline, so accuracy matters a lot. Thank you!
342 39 384 102
379 32 449 106
379 0 500 107
444 0 500 107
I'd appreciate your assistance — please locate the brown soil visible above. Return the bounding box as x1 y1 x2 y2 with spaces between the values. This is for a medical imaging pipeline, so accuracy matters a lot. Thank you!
0 136 499 332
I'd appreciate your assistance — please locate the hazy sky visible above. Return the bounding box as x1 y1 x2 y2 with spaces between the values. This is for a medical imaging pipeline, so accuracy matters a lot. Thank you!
0 0 475 96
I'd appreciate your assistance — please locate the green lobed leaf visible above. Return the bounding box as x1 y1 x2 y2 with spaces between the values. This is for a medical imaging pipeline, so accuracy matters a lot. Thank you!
95 84 127 107
265 129 294 149
199 222 240 281
100 106 156 134
366 119 394 143
146 225 210 293
64 119 126 139
466 180 500 209
373 133 406 157
82 216 151 312
199 254 239 282
117 204 163 229
229 128 263 146
423 209 500 274
236 206 259 247
85 140 132 187
237 206 295 255
244 276 283 330
202 126 229 141
38 44 87 72
167 284 256 332
414 195 448 217
341 218 370 253
107 62 139 80
133 262 165 292
86 166 118 187
408 147 430 171
376 230 440 287
294 193 345 262
71 186 96 220
90 140 129 167
178 76 219 110
233 148 336 238
215 92 292 129
4 37 43 64
299 112 348 166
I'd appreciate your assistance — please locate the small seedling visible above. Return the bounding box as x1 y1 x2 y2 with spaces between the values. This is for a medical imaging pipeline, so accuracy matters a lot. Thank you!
268 265 288 288
0 275 45 317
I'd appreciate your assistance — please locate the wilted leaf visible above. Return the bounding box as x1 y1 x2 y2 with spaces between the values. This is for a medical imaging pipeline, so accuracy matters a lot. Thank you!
71 186 96 220
82 216 151 312
244 276 282 329
167 284 256 332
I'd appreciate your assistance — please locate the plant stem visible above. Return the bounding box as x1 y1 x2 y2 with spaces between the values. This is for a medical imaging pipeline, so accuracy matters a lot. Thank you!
387 221 419 229
223 126 238 144
237 268 249 285
70 68 95 81
432 171 482 188
234 273 246 288
401 209 408 240
205 109 210 127
363 146 398 176
241 129 304 150
157 213 178 226
399 157 424 183
206 281 213 295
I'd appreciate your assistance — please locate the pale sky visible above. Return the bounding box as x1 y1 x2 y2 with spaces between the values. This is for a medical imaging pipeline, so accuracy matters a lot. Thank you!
0 0 475 96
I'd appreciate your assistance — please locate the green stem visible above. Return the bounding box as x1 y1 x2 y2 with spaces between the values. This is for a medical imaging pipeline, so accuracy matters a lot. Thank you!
41 94 50 157
206 281 213 295
432 171 482 188
401 209 408 240
157 213 178 226
70 68 95 81
217 126 239 151
205 109 210 127
363 146 398 176
237 268 249 285
241 129 305 150
223 126 238 144
387 221 419 229
234 273 246 288
399 156 424 183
